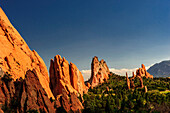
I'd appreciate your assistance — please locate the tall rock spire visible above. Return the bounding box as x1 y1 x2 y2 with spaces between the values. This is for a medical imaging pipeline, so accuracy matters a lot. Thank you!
49 55 88 97
88 56 110 88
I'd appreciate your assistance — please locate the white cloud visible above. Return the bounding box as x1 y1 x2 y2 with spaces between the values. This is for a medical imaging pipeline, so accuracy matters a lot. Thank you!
81 70 91 81
109 68 137 77
81 65 152 81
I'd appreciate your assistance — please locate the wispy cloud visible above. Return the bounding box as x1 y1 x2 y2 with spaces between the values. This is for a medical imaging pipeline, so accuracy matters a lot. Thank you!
81 65 152 81
109 68 138 77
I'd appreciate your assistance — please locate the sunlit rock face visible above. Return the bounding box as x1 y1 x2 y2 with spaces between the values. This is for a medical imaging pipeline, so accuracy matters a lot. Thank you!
0 7 54 98
88 56 110 88
49 55 88 97
70 62 88 95
136 64 153 79
127 64 153 90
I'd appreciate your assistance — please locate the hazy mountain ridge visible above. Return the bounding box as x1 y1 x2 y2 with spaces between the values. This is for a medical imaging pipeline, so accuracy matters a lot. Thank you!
147 60 170 77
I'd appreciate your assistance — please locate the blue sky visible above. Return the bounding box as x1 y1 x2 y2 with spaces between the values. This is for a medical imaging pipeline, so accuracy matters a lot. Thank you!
1 0 170 75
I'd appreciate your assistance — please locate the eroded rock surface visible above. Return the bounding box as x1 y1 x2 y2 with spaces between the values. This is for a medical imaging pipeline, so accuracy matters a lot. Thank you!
0 7 53 98
70 62 88 95
136 64 153 79
58 89 84 113
126 72 130 90
0 70 56 112
49 55 88 97
88 56 110 88
127 64 153 90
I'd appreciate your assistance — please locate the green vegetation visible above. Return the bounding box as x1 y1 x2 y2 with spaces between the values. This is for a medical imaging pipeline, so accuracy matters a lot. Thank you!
83 73 170 113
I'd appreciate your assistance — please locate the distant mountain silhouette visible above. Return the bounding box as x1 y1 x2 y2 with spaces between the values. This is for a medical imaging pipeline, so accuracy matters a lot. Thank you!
147 60 170 77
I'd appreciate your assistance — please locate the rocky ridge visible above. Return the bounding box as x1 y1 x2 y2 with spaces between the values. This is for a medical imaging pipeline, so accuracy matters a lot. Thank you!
0 7 87 112
0 7 53 98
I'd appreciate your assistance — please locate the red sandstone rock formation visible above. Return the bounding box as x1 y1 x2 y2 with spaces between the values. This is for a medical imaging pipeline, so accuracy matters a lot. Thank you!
0 68 83 112
70 62 88 95
126 64 152 89
59 89 84 113
88 56 110 88
0 7 53 98
49 55 88 97
132 72 136 79
106 86 110 92
0 70 56 112
86 82 91 89
126 72 131 90
130 80 135 89
144 86 148 93
138 76 144 88
130 72 136 88
136 64 153 79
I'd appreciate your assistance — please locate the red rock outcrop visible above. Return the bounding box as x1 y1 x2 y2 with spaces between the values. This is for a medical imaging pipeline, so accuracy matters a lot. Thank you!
0 7 53 98
144 86 148 93
58 89 84 113
130 72 136 88
49 55 88 97
88 56 110 88
70 62 88 95
126 64 152 90
86 82 91 89
0 70 56 112
126 72 130 90
132 72 136 79
138 76 144 88
136 64 153 79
